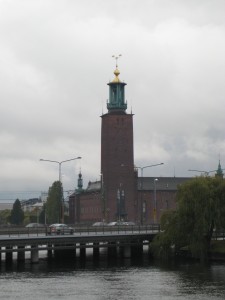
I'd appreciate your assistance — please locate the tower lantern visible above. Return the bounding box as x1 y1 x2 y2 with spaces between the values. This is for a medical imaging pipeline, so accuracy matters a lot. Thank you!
107 55 127 112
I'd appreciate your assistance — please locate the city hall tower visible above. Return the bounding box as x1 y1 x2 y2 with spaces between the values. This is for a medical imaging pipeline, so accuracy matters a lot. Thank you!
101 61 137 222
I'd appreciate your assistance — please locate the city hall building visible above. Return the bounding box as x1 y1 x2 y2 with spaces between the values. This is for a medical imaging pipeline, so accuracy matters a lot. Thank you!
69 65 222 225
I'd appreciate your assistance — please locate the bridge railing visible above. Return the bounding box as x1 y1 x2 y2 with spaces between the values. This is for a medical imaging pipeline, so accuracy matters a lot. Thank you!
0 226 48 237
74 224 161 235
0 224 161 237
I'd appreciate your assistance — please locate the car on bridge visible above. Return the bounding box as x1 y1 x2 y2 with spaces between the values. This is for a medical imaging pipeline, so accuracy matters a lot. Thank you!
107 221 118 226
123 221 136 226
107 221 136 226
92 222 107 226
49 224 74 235
25 223 45 228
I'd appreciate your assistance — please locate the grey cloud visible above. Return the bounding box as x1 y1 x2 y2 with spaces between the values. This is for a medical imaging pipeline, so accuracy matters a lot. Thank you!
0 0 225 200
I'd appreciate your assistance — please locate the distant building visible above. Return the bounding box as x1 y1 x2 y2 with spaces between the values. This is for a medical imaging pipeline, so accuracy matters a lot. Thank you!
69 175 102 224
137 176 191 224
69 174 192 225
40 192 48 203
20 198 42 212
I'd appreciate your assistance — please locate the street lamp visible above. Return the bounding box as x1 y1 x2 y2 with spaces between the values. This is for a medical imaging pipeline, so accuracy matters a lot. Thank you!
40 156 82 223
32 203 43 224
136 163 164 225
100 173 106 222
153 178 158 224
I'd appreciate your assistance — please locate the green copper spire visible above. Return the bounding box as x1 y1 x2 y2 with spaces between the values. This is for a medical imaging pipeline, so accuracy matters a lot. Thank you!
107 55 127 112
216 160 224 178
76 171 83 193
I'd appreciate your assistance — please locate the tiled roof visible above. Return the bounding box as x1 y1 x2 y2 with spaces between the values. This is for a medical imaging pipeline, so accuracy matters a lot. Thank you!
86 181 101 192
137 177 193 191
77 177 192 193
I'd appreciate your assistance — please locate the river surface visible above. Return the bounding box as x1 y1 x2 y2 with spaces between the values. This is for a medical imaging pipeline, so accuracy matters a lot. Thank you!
0 250 225 300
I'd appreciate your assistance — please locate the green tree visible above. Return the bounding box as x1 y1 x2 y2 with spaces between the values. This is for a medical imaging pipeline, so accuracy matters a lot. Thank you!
11 199 24 225
39 204 46 224
45 181 62 224
152 176 225 261
0 209 11 225
23 209 43 225
23 211 32 225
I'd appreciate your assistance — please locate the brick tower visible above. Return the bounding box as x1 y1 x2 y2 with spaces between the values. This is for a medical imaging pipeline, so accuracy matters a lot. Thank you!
101 61 137 222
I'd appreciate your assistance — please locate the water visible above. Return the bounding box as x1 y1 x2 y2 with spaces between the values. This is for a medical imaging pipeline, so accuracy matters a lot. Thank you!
1 252 225 300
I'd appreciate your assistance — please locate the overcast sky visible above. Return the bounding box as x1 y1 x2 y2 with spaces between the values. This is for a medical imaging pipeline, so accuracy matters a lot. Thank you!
1 0 225 201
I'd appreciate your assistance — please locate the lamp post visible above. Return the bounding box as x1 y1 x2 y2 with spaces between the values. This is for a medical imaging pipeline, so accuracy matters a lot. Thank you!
153 178 158 224
32 203 43 224
100 173 106 222
136 163 164 225
40 156 81 223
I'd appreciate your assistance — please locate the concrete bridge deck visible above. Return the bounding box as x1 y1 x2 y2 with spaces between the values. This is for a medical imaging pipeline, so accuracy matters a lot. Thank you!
0 226 159 264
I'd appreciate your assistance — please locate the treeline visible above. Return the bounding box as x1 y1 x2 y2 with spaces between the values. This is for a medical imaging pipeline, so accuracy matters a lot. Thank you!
0 180 67 226
151 176 225 261
0 199 46 225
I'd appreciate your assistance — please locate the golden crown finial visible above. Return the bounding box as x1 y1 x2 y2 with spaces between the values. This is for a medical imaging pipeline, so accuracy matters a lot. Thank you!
112 54 122 82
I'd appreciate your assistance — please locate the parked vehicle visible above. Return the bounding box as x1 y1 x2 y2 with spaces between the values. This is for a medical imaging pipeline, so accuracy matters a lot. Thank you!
26 223 45 228
123 221 136 226
107 221 136 226
49 224 74 235
92 222 107 226
107 222 119 226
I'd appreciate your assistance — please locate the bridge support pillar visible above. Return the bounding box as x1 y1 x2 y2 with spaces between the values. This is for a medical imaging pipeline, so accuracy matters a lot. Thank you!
17 246 25 262
147 241 153 257
47 244 53 259
31 246 39 264
93 242 99 258
123 245 131 258
131 243 143 258
54 244 76 260
74 244 77 258
80 243 86 259
6 247 13 263
64 245 76 259
119 243 131 258
107 242 117 258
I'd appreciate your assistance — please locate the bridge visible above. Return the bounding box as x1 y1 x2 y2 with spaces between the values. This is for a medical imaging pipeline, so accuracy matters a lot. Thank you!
0 225 159 264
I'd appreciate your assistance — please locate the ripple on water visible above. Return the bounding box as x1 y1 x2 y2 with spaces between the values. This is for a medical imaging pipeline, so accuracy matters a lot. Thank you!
0 260 225 300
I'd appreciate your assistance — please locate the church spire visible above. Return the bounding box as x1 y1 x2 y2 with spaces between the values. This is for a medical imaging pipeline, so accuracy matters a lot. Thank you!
76 170 83 193
215 160 224 178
